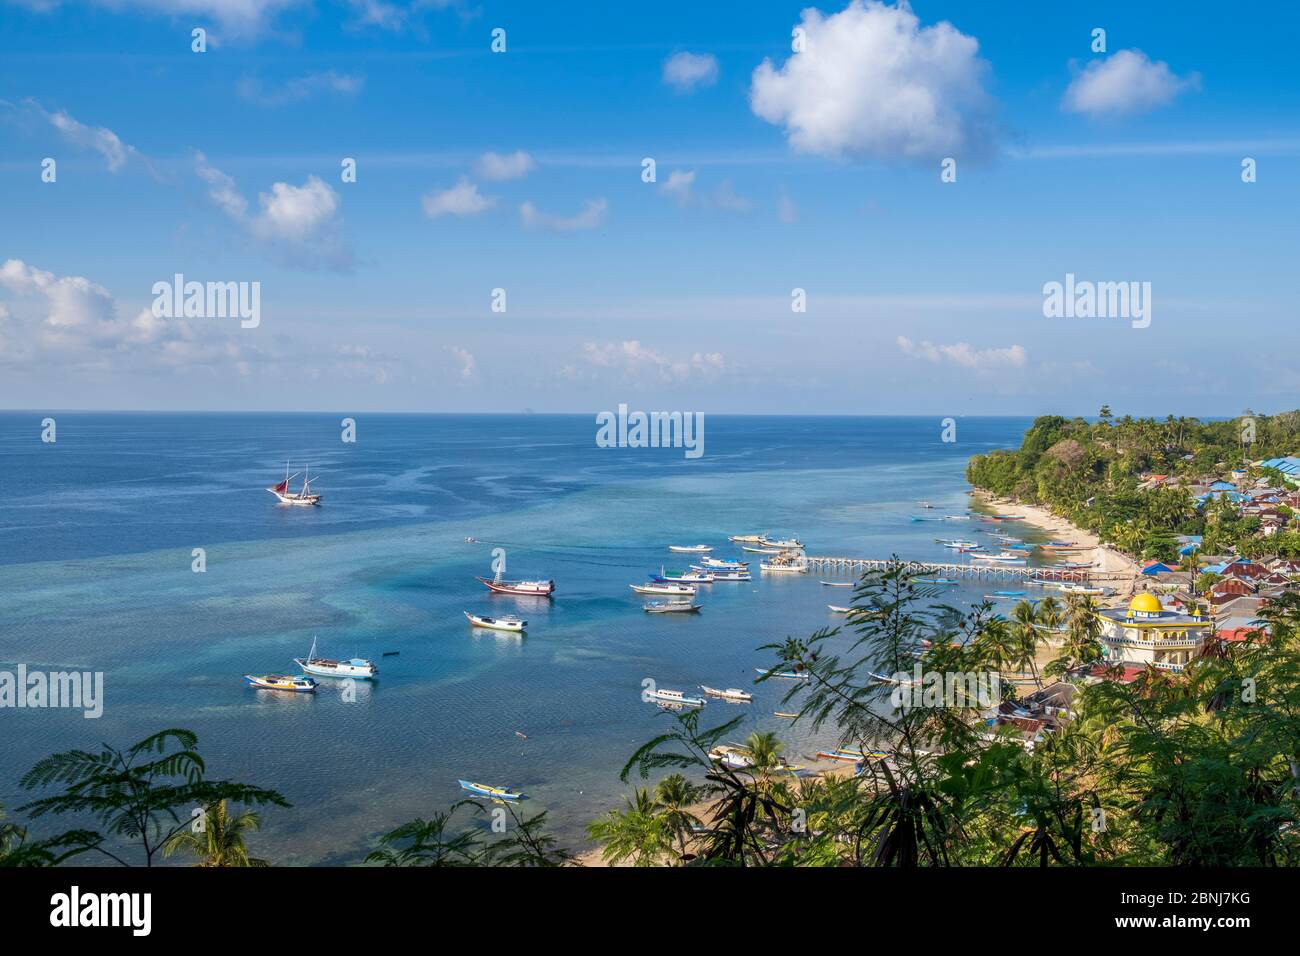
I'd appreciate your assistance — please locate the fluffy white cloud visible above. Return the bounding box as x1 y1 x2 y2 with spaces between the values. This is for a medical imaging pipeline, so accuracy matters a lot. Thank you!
750 0 993 161
253 176 341 241
660 169 697 206
474 150 536 181
663 51 719 92
1062 49 1200 117
12 0 306 38
237 70 363 107
896 335 1026 369
422 177 495 218
582 340 725 381
194 155 351 270
519 198 607 231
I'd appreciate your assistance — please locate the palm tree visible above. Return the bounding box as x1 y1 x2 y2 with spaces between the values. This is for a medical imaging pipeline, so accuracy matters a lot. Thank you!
162 800 268 867
1010 600 1044 689
1048 595 1104 678
585 788 673 866
653 774 702 858
739 731 785 775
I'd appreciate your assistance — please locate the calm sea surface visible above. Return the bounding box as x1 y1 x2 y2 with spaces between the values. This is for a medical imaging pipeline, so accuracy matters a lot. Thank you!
0 413 1040 862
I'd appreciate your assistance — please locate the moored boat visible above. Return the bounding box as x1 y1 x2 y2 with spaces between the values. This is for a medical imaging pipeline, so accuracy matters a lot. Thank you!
759 550 808 573
477 575 556 597
820 580 853 587
668 544 712 553
244 674 316 693
700 685 753 702
728 534 764 543
816 747 888 763
631 582 696 596
644 601 702 614
647 687 706 707
464 611 527 632
294 638 377 679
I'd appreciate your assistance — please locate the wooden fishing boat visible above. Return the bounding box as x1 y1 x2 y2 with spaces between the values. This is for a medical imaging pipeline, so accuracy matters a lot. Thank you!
816 747 888 763
668 544 712 553
477 575 556 597
699 685 753 702
458 780 524 801
755 667 810 680
294 638 377 679
643 601 702 614
464 611 527 632
244 674 317 693
631 582 696 596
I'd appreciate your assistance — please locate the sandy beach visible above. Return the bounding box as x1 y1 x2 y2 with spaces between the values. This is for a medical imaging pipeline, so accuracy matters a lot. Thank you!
971 490 1142 596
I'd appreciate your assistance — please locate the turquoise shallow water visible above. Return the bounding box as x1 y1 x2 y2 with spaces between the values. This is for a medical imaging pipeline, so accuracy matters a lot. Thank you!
0 413 1037 862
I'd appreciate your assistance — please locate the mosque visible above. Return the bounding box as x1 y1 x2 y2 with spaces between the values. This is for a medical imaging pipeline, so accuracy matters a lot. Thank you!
1097 592 1215 673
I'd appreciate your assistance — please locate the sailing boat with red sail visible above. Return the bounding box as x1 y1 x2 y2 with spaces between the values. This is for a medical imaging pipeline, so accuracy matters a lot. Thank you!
267 460 322 506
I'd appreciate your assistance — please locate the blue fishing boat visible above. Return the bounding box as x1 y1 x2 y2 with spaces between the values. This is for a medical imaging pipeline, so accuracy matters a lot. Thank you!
915 577 958 585
458 779 525 801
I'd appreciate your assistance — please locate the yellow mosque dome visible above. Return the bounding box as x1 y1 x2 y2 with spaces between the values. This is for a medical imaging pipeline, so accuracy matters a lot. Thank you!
1129 592 1163 615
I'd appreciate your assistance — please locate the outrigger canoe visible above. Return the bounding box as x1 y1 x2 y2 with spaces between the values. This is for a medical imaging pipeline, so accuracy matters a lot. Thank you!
458 779 525 801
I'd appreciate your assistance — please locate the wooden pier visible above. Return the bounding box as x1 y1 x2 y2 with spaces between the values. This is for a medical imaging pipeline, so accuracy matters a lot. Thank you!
806 556 1092 583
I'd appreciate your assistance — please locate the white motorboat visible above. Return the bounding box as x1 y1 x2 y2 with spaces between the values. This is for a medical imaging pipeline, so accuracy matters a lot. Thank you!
648 687 705 707
668 544 712 553
644 601 702 614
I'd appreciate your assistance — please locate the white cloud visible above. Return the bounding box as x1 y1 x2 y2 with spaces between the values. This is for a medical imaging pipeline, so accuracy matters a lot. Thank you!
582 340 725 381
750 0 994 161
474 150 536 181
237 71 364 107
519 198 607 231
896 335 1027 370
447 345 476 380
1062 49 1200 117
253 176 341 242
194 156 351 270
422 177 495 218
658 170 752 212
345 0 468 32
663 52 719 93
34 105 147 172
12 1 307 39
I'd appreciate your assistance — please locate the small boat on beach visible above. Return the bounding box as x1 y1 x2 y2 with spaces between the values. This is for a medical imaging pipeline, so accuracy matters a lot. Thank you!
294 638 377 680
700 685 752 702
644 601 702 614
816 747 888 763
708 745 754 769
820 581 853 587
756 667 810 680
631 582 696 596
477 574 556 597
458 780 524 801
669 544 712 553
464 611 527 632
647 687 706 707
244 674 316 693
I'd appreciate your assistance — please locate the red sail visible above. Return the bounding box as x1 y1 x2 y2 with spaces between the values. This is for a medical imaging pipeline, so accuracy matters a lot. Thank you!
272 480 289 493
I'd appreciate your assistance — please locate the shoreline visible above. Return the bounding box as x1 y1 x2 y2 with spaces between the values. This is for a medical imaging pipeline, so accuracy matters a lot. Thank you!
970 489 1142 598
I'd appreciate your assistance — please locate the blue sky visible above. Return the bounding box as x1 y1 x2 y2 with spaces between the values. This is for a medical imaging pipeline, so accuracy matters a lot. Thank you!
1 0 1297 415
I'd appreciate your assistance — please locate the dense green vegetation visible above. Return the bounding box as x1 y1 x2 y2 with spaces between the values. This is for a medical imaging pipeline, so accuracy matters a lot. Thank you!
8 563 1300 867
965 409 1300 561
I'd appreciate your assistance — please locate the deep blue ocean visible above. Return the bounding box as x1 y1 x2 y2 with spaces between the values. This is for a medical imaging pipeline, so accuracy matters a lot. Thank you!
0 413 1038 862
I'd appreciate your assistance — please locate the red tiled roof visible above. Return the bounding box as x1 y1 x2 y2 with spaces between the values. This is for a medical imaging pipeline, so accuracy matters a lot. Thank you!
1217 627 1258 642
